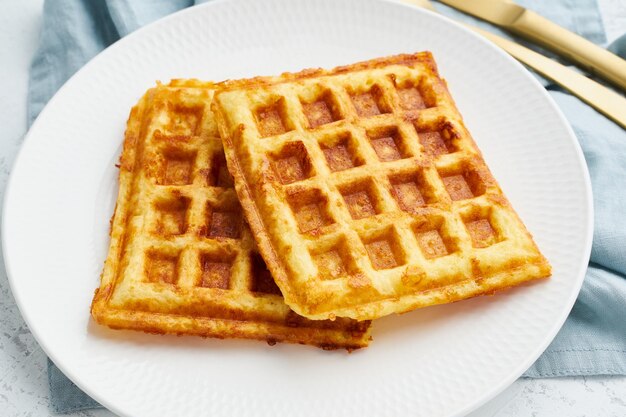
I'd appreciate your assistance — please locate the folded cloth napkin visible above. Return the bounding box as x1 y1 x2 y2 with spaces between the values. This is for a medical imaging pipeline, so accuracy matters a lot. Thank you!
24 0 626 413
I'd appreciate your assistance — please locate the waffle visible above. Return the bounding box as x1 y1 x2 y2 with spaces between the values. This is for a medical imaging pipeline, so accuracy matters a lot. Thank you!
90 81 371 349
213 52 552 321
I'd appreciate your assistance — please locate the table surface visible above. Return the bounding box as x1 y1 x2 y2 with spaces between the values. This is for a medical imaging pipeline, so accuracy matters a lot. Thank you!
1 1 625 416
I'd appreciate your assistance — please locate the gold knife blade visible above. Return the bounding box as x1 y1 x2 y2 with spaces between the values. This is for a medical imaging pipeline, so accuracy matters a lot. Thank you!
401 0 626 129
437 0 626 91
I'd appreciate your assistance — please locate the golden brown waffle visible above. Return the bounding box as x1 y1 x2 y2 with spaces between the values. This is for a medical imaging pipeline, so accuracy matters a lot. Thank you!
213 52 552 321
90 81 371 349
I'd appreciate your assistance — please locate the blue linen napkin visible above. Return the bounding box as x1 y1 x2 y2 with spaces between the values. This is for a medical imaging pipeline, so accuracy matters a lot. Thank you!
24 0 626 413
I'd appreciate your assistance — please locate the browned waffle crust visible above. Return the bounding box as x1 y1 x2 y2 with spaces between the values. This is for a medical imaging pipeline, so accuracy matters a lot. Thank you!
213 52 551 321
90 81 371 349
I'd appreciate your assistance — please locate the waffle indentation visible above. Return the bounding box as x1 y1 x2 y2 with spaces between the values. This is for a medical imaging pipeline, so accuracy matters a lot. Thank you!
311 238 357 280
199 253 232 289
349 85 390 117
161 149 195 185
145 252 179 285
314 250 346 279
466 219 497 248
339 180 381 220
361 228 406 270
389 169 437 212
255 98 292 137
462 208 501 248
417 230 449 259
269 141 313 185
417 122 459 157
206 203 242 239
286 188 334 234
440 167 485 201
163 104 203 135
394 79 436 112
367 126 410 162
204 151 233 188
302 90 342 128
397 86 427 111
442 175 473 200
250 253 281 295
414 217 458 259
153 196 189 236
320 133 363 172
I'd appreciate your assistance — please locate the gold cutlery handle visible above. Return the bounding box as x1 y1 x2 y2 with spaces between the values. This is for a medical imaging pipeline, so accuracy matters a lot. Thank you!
472 26 626 129
510 10 626 91
401 0 626 129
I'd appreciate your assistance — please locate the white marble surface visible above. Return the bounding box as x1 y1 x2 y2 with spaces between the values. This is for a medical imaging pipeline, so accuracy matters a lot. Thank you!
0 1 625 416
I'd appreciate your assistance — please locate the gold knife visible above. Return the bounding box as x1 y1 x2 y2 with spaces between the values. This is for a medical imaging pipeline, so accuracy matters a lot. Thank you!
437 0 626 91
401 0 626 129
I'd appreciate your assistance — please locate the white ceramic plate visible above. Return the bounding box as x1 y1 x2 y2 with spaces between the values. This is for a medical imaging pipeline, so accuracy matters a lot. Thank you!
3 0 592 416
